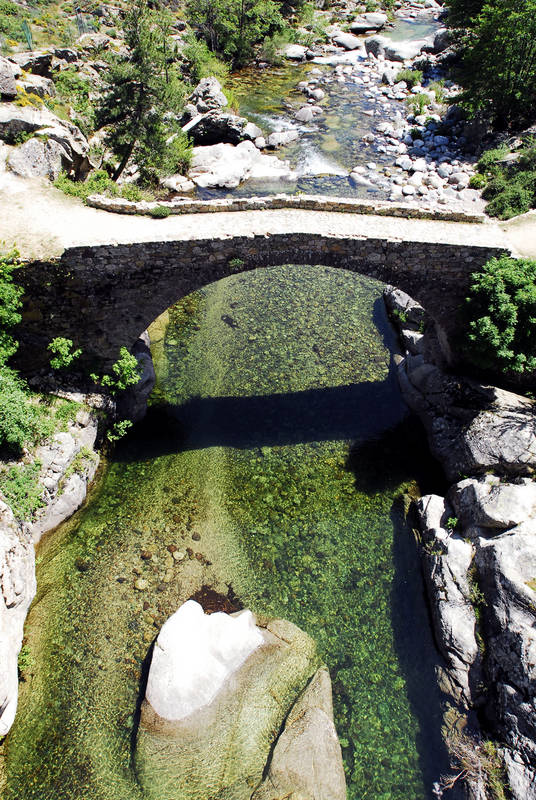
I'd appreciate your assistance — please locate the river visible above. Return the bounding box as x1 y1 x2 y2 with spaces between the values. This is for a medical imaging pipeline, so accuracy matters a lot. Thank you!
3 265 450 800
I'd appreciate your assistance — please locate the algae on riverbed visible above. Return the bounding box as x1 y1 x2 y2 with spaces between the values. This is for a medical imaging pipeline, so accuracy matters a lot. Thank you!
4 265 448 800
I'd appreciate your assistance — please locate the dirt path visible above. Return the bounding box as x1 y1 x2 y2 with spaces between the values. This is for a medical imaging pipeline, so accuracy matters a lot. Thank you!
0 169 520 261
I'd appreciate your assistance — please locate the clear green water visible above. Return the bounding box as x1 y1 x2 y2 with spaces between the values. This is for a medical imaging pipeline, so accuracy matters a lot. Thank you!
3 266 448 800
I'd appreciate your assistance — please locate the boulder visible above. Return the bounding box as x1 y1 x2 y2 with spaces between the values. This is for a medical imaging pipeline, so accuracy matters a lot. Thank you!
135 601 333 800
476 524 536 767
397 354 536 481
17 74 56 99
450 476 536 531
331 32 363 51
364 35 387 58
384 39 429 62
349 12 387 33
416 494 481 705
76 33 111 53
189 140 296 188
189 77 228 112
252 668 346 800
0 501 36 736
9 51 52 77
160 174 195 193
433 28 451 54
266 129 299 148
53 47 79 63
0 56 17 100
283 44 307 61
383 284 426 330
8 136 73 181
187 110 261 146
295 105 315 123
0 105 92 178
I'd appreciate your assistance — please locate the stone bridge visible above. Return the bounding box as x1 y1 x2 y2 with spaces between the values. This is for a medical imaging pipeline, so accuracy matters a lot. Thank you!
14 208 511 373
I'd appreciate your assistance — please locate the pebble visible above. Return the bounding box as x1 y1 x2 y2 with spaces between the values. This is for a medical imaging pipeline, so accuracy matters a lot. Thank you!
134 578 148 591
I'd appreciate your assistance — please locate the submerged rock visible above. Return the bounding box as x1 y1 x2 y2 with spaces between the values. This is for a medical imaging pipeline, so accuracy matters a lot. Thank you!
136 600 345 800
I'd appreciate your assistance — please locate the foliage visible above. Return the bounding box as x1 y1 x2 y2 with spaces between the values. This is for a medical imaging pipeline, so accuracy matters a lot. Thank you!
187 0 286 67
260 29 294 65
463 255 536 376
54 170 154 204
149 205 172 218
0 461 44 520
52 68 95 136
0 368 56 454
469 173 486 189
0 248 23 365
447 0 536 127
106 419 133 442
159 131 192 176
475 141 536 219
406 92 428 116
182 32 230 83
440 732 507 800
14 88 43 108
395 68 422 89
91 347 140 395
48 337 82 370
0 0 30 44
95 0 187 181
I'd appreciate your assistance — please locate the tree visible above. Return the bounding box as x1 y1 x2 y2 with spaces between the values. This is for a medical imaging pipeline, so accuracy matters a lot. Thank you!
448 0 536 127
95 0 186 181
187 0 285 67
463 255 536 376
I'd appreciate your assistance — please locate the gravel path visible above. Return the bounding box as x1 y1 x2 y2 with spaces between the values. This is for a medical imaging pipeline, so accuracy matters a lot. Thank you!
0 170 519 261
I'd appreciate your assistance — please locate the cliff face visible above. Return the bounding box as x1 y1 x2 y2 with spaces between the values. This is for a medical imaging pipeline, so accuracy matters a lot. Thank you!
385 284 536 800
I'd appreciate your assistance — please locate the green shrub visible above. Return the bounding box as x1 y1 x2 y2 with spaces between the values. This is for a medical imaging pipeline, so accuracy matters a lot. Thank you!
469 173 487 189
485 185 532 219
183 33 230 83
0 368 55 454
48 337 82 370
407 93 428 116
149 205 172 218
464 255 536 375
477 145 509 173
395 68 423 89
91 347 140 394
160 131 192 176
0 461 44 520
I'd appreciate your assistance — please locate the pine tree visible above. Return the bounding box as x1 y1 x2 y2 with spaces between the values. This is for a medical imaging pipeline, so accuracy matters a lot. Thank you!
96 1 185 181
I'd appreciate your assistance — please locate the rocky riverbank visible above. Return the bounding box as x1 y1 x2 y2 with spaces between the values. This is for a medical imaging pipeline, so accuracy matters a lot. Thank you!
384 286 536 799
0 335 155 738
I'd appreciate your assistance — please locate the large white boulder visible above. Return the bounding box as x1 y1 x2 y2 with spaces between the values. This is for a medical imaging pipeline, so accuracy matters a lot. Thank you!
146 600 264 721
189 140 296 188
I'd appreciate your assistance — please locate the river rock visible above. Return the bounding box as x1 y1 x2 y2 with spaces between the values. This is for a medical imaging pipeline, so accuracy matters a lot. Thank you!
433 28 451 54
397 354 536 481
186 110 261 146
0 104 92 178
252 668 346 800
331 32 363 51
283 44 307 61
383 285 426 330
189 77 228 112
0 57 17 100
188 140 296 188
350 12 387 33
295 105 315 122
136 601 334 800
266 129 299 148
384 39 429 62
450 476 536 531
0 501 36 736
416 494 481 705
476 523 536 773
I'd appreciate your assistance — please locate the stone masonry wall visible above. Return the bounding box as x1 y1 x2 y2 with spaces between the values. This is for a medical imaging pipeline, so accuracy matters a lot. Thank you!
16 231 506 373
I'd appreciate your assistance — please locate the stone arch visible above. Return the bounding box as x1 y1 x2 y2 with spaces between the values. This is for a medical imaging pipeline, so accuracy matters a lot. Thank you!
15 232 505 374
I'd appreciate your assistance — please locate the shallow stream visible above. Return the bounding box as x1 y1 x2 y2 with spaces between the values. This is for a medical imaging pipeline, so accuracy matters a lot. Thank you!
4 265 450 800
197 15 440 199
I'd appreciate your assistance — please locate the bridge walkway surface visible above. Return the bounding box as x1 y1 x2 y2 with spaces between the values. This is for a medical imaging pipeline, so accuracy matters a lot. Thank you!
0 171 525 260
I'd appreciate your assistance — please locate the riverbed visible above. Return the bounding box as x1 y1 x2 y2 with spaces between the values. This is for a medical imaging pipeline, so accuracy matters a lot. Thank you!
3 265 450 800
